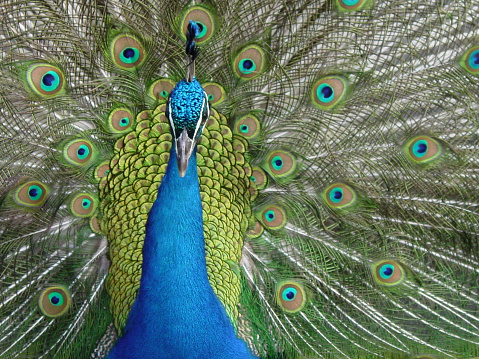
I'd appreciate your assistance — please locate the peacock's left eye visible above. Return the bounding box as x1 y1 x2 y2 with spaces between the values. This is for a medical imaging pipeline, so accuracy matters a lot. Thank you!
110 34 145 69
39 286 71 317
276 282 307 313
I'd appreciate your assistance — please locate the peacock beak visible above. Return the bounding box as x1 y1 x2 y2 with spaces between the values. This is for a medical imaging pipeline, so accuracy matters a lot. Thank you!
175 128 197 177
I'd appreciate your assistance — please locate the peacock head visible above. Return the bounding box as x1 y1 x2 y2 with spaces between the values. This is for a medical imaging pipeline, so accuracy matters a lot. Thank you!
166 79 210 177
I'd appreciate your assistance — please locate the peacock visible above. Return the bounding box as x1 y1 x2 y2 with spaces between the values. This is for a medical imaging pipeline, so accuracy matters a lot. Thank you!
1 0 479 358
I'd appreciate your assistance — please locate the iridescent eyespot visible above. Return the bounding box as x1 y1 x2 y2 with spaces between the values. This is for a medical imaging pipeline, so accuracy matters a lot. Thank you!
108 108 134 134
234 115 260 140
266 150 296 178
13 181 49 207
26 64 65 97
110 34 145 69
260 205 286 230
312 76 348 109
323 183 357 209
405 136 443 164
276 282 307 313
460 46 479 75
233 45 266 79
63 139 95 166
70 193 97 217
372 260 406 286
90 217 103 234
250 166 268 190
336 0 371 11
246 220 264 238
180 6 216 44
94 161 111 182
202 83 226 106
39 286 71 317
149 78 176 100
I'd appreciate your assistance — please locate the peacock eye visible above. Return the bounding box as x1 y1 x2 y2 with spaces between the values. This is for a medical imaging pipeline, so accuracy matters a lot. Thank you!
27 64 65 97
266 151 296 178
260 205 286 230
14 181 49 207
233 45 266 79
276 282 307 313
324 183 356 209
336 0 371 11
180 6 216 44
202 83 226 106
149 78 176 100
70 193 97 217
312 76 348 109
372 260 406 286
108 108 134 134
250 167 267 189
39 286 71 317
234 115 260 140
63 139 95 166
110 34 145 69
405 136 442 164
460 45 479 74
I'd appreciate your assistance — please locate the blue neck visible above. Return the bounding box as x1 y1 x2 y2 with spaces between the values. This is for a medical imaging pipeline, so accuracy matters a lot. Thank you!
107 146 257 359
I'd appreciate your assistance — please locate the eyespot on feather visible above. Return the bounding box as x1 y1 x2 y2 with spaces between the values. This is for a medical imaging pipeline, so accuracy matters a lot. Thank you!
372 260 406 286
94 161 111 182
312 76 348 109
460 46 479 75
266 150 296 178
233 45 266 79
234 115 260 140
180 6 216 44
250 166 268 190
39 286 71 317
260 205 286 230
336 0 371 11
26 64 65 97
203 82 226 105
13 181 49 207
276 281 307 313
107 108 134 134
323 183 357 209
69 193 98 217
246 220 264 238
405 136 443 164
90 216 102 234
63 139 95 166
149 78 176 100
110 34 145 69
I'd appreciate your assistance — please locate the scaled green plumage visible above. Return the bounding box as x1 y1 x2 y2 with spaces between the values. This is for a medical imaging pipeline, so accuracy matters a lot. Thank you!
1 0 479 358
